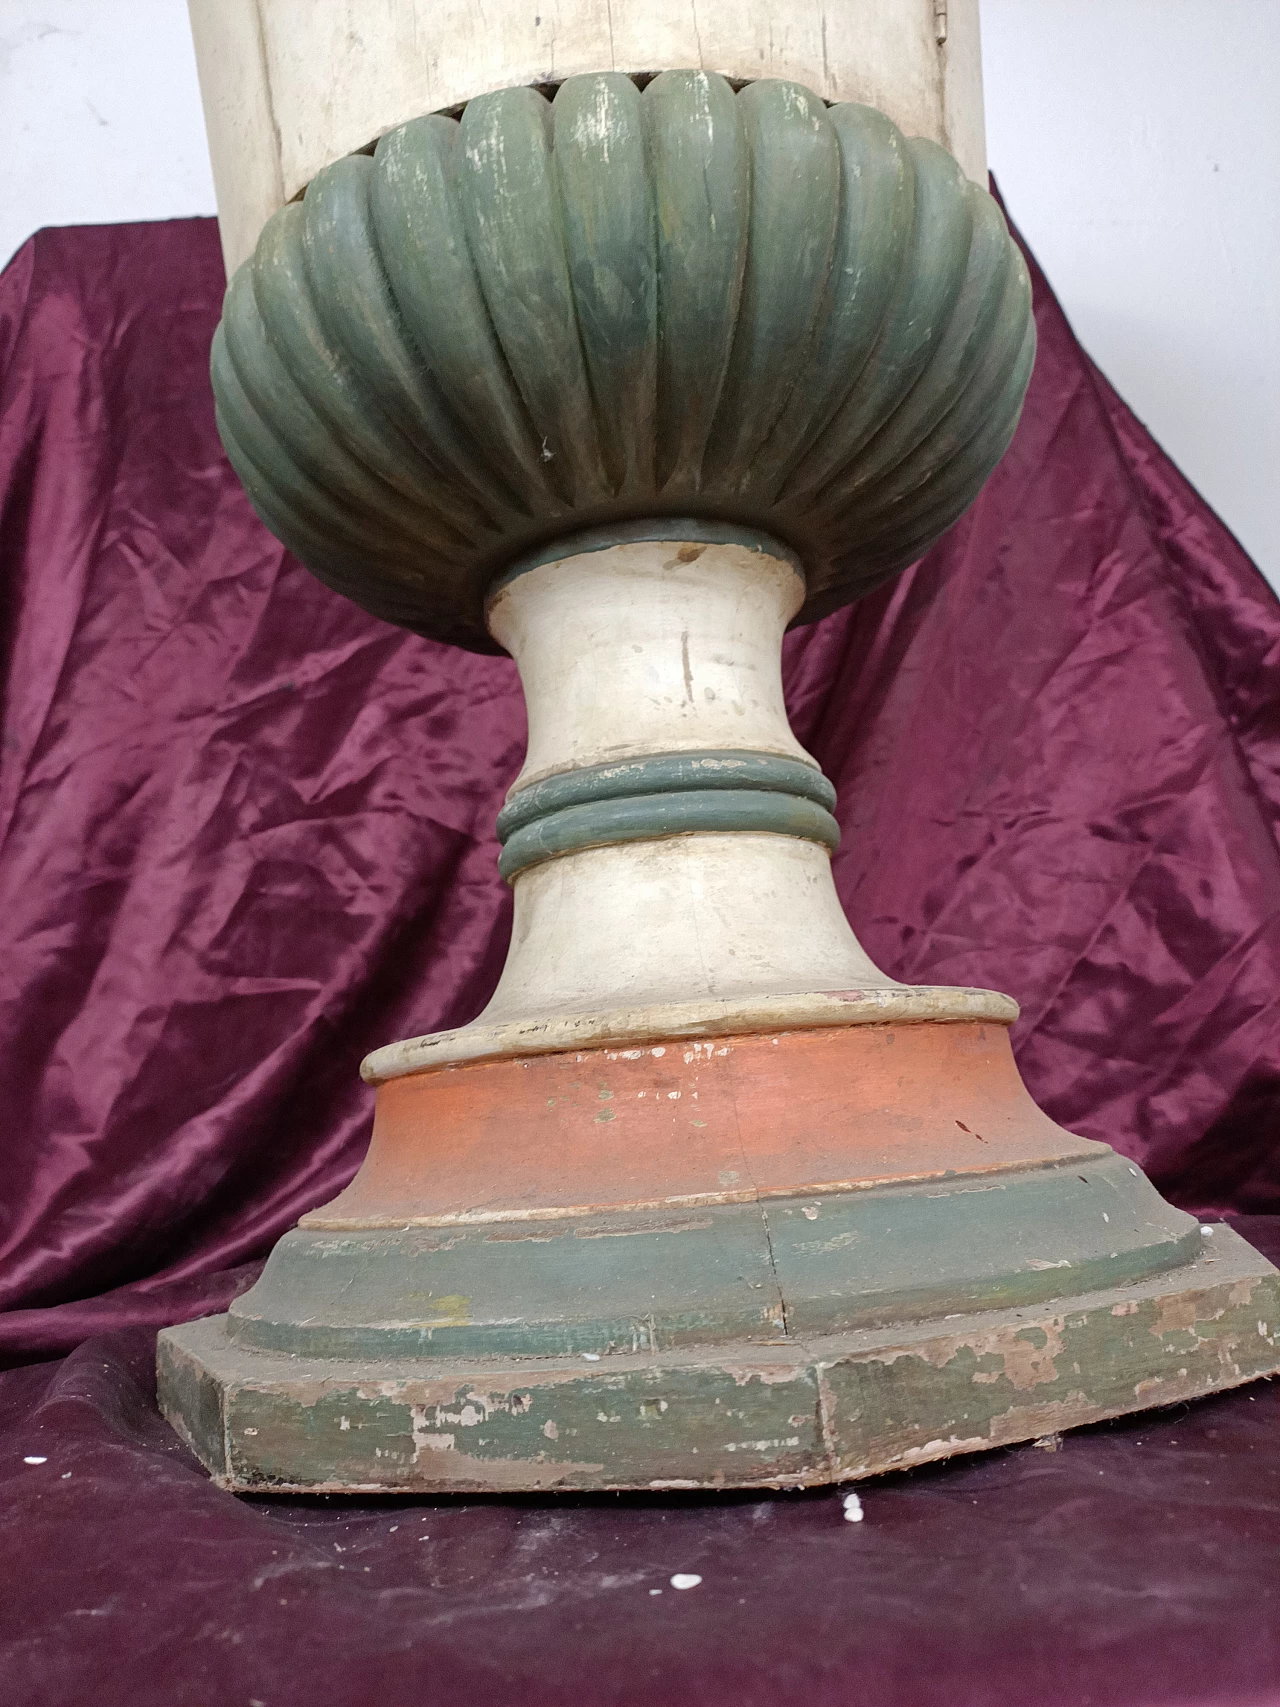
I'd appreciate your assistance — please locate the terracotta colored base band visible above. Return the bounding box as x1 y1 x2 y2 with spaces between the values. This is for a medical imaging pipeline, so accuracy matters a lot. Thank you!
308 1020 1101 1230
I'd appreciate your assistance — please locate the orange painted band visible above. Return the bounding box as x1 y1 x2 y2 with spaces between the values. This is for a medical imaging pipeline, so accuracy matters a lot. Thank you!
304 1021 1101 1230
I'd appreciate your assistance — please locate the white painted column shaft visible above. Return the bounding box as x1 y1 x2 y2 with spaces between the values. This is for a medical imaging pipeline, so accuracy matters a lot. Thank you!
486 538 815 790
476 537 894 1025
363 537 1018 1080
364 537 1016 1077
480 832 894 1024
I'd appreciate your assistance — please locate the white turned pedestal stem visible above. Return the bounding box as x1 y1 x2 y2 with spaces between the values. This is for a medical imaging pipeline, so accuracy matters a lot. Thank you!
493 539 814 788
363 537 1016 1081
483 537 889 1010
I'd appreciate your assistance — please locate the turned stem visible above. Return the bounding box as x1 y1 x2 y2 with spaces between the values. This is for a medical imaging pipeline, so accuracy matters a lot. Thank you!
486 530 815 787
475 530 897 1027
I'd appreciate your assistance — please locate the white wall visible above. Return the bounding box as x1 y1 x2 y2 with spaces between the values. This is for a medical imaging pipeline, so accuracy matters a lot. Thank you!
982 0 1279 585
0 0 1275 587
0 1 216 259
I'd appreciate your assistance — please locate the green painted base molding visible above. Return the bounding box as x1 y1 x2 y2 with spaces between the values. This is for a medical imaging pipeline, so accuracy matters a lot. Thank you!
159 1228 1280 1494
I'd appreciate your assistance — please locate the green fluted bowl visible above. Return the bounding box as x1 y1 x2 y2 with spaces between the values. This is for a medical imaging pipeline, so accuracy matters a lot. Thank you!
213 70 1035 652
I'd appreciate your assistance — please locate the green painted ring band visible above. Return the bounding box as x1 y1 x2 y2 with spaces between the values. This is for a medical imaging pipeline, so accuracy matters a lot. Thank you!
498 787 841 881
496 749 837 843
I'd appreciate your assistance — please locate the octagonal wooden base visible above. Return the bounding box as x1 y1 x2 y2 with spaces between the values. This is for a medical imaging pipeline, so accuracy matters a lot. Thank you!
159 1228 1280 1494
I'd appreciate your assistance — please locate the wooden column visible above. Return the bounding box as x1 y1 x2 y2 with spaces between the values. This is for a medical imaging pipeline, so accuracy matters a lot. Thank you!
157 18 1280 1495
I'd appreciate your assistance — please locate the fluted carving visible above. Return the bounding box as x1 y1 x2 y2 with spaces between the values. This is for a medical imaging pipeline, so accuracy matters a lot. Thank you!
213 70 1034 650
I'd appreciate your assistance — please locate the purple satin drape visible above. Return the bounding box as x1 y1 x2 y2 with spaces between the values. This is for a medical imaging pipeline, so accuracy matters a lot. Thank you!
3 211 1280 1707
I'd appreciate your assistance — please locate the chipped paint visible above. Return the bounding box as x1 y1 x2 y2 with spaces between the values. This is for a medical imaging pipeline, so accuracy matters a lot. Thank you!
865 1316 1066 1388
1153 1290 1229 1338
795 1229 862 1256
161 1216 1280 1495
410 1408 456 1458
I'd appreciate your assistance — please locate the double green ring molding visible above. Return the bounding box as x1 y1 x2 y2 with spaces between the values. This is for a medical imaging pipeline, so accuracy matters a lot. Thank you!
211 70 1035 653
496 750 841 879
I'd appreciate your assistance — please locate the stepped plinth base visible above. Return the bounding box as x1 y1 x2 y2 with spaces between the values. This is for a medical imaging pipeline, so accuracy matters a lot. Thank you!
160 1228 1280 1493
157 1018 1280 1494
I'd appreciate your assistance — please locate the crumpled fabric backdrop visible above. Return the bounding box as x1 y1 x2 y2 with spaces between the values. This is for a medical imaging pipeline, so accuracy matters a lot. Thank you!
1 209 1279 1707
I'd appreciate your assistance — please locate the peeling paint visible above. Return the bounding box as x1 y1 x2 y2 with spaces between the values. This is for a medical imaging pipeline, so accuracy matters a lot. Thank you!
161 1232 1280 1494
410 1408 456 1459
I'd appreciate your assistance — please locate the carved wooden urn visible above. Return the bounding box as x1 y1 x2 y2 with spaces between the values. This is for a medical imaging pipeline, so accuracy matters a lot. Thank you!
159 0 1280 1492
